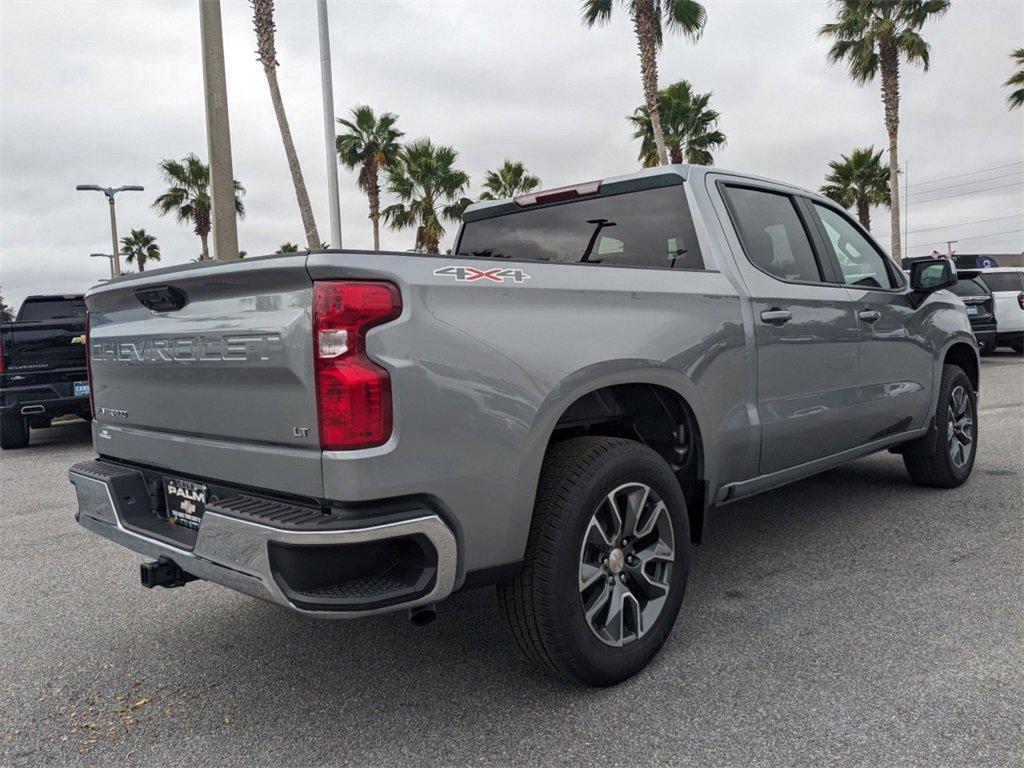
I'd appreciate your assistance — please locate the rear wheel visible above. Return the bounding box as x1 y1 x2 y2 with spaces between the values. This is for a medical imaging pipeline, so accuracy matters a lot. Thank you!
497 437 690 686
0 413 29 449
903 364 977 488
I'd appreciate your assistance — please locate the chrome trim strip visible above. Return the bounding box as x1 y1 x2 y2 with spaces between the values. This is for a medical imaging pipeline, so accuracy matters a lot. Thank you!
69 465 458 619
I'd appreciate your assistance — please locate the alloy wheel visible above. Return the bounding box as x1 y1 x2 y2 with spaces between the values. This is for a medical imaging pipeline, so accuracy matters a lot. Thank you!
947 385 973 469
578 482 675 647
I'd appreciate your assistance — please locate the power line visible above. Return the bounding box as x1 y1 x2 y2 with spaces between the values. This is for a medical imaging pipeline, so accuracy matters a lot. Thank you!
906 161 1024 190
907 228 1024 251
875 214 1024 240
907 181 1023 205
906 171 1023 197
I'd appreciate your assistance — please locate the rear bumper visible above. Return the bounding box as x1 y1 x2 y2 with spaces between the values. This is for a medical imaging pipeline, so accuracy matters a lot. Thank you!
69 459 458 618
969 323 997 346
1 387 89 418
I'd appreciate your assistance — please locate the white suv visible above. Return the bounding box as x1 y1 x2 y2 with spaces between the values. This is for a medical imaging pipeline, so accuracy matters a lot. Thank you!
980 268 1024 354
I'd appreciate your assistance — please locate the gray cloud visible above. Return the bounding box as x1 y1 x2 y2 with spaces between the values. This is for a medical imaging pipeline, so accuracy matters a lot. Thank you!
2 0 1021 309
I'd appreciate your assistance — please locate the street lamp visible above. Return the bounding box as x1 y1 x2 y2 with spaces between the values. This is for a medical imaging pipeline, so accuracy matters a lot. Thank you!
90 253 116 279
76 184 144 277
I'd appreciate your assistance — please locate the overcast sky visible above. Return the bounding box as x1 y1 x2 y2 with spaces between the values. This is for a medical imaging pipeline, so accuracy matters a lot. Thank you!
1 0 1021 309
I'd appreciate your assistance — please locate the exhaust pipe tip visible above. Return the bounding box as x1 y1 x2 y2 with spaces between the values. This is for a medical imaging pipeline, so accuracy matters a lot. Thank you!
409 604 437 626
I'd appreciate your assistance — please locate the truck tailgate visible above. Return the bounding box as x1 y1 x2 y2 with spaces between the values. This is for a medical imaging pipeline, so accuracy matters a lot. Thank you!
86 255 322 498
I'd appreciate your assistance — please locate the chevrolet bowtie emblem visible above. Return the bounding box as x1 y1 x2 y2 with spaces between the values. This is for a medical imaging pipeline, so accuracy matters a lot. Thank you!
71 335 86 345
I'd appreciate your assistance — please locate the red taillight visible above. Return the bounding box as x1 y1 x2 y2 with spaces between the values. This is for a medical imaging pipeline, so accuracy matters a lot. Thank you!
1018 292 1024 311
313 281 401 450
86 310 95 418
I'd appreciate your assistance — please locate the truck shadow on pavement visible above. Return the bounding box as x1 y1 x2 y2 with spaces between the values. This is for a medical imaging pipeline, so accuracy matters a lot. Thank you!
77 449 1003 760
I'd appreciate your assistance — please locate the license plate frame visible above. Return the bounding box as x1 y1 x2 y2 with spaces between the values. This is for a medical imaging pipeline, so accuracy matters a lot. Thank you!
74 380 90 397
163 477 208 530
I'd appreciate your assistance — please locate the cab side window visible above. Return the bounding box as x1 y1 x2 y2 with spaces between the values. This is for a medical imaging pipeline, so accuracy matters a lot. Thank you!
723 186 823 283
812 204 895 290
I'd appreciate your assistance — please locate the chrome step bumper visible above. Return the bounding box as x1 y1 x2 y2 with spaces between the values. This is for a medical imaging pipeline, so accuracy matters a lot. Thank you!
69 459 458 618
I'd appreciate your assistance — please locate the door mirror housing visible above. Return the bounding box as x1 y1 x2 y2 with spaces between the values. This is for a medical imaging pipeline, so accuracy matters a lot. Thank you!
909 258 956 293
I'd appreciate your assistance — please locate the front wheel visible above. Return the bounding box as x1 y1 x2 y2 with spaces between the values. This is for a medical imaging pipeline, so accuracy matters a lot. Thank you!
903 364 977 488
497 437 690 686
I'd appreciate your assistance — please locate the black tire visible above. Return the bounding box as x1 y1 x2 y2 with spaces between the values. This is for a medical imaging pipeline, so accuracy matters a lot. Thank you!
0 413 29 449
903 364 977 488
497 436 690 686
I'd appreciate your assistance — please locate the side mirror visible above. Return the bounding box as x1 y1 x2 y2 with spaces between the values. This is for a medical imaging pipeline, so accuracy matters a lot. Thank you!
910 258 956 293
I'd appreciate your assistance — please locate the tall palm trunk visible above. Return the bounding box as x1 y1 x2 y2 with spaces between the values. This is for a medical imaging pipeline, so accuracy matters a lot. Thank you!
196 207 211 260
253 0 320 250
879 41 901 261
138 259 146 272
633 2 669 165
856 196 871 231
262 65 320 250
366 161 382 251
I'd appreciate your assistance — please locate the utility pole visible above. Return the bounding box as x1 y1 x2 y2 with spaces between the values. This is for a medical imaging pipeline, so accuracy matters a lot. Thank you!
76 185 144 277
199 0 240 260
317 0 342 249
903 161 909 258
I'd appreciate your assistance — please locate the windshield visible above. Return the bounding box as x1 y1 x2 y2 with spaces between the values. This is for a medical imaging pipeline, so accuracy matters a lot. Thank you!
16 298 87 321
456 186 704 270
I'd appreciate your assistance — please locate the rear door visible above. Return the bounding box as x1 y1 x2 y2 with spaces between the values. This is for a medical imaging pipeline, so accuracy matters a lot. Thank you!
806 201 934 441
716 182 863 475
86 255 323 497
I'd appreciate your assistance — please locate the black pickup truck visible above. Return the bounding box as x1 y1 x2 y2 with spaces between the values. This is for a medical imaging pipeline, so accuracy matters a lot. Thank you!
0 294 91 448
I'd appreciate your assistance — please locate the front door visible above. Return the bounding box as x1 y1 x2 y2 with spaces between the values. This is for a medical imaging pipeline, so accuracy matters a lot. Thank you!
807 202 934 440
717 183 863 475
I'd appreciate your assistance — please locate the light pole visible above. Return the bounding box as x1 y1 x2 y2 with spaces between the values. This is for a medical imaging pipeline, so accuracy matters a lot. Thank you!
77 185 144 277
90 253 116 279
316 0 342 248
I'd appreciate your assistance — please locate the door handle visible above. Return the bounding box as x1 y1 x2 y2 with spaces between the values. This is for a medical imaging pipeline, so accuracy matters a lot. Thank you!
858 309 881 324
760 309 792 325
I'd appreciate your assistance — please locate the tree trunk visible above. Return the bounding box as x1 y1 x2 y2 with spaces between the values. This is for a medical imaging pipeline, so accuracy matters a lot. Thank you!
196 208 212 260
857 196 871 231
367 161 381 251
633 2 668 165
138 258 146 272
879 42 901 261
262 64 320 250
669 143 683 165
200 233 210 261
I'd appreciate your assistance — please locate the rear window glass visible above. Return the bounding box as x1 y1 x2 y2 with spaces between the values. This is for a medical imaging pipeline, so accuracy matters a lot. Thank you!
951 279 989 296
980 272 1023 292
16 299 87 321
456 186 704 270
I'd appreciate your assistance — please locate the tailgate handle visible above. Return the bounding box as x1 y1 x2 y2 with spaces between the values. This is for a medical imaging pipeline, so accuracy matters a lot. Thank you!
135 286 188 312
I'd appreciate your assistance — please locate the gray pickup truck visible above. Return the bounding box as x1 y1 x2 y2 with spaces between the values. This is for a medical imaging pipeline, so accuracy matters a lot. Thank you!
70 166 979 685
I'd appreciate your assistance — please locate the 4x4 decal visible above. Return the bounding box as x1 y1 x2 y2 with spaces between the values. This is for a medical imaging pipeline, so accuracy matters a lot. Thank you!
433 265 531 284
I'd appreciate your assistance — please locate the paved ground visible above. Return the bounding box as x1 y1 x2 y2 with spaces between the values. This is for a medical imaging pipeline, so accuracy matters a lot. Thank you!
2 353 1022 768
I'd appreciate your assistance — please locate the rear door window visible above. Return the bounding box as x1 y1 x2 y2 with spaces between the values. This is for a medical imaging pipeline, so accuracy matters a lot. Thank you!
722 186 823 283
981 272 1024 292
455 185 703 270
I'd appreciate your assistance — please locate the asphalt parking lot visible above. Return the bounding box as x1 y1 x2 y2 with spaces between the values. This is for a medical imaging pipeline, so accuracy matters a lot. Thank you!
2 353 1022 768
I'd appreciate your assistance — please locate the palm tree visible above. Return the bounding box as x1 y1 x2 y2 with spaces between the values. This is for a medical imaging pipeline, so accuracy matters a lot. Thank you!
153 154 245 261
337 106 404 250
478 160 541 201
583 0 707 166
382 139 471 254
819 147 891 231
252 0 320 249
120 228 161 272
276 242 299 254
0 287 13 322
628 79 726 167
819 0 950 262
1006 48 1024 110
